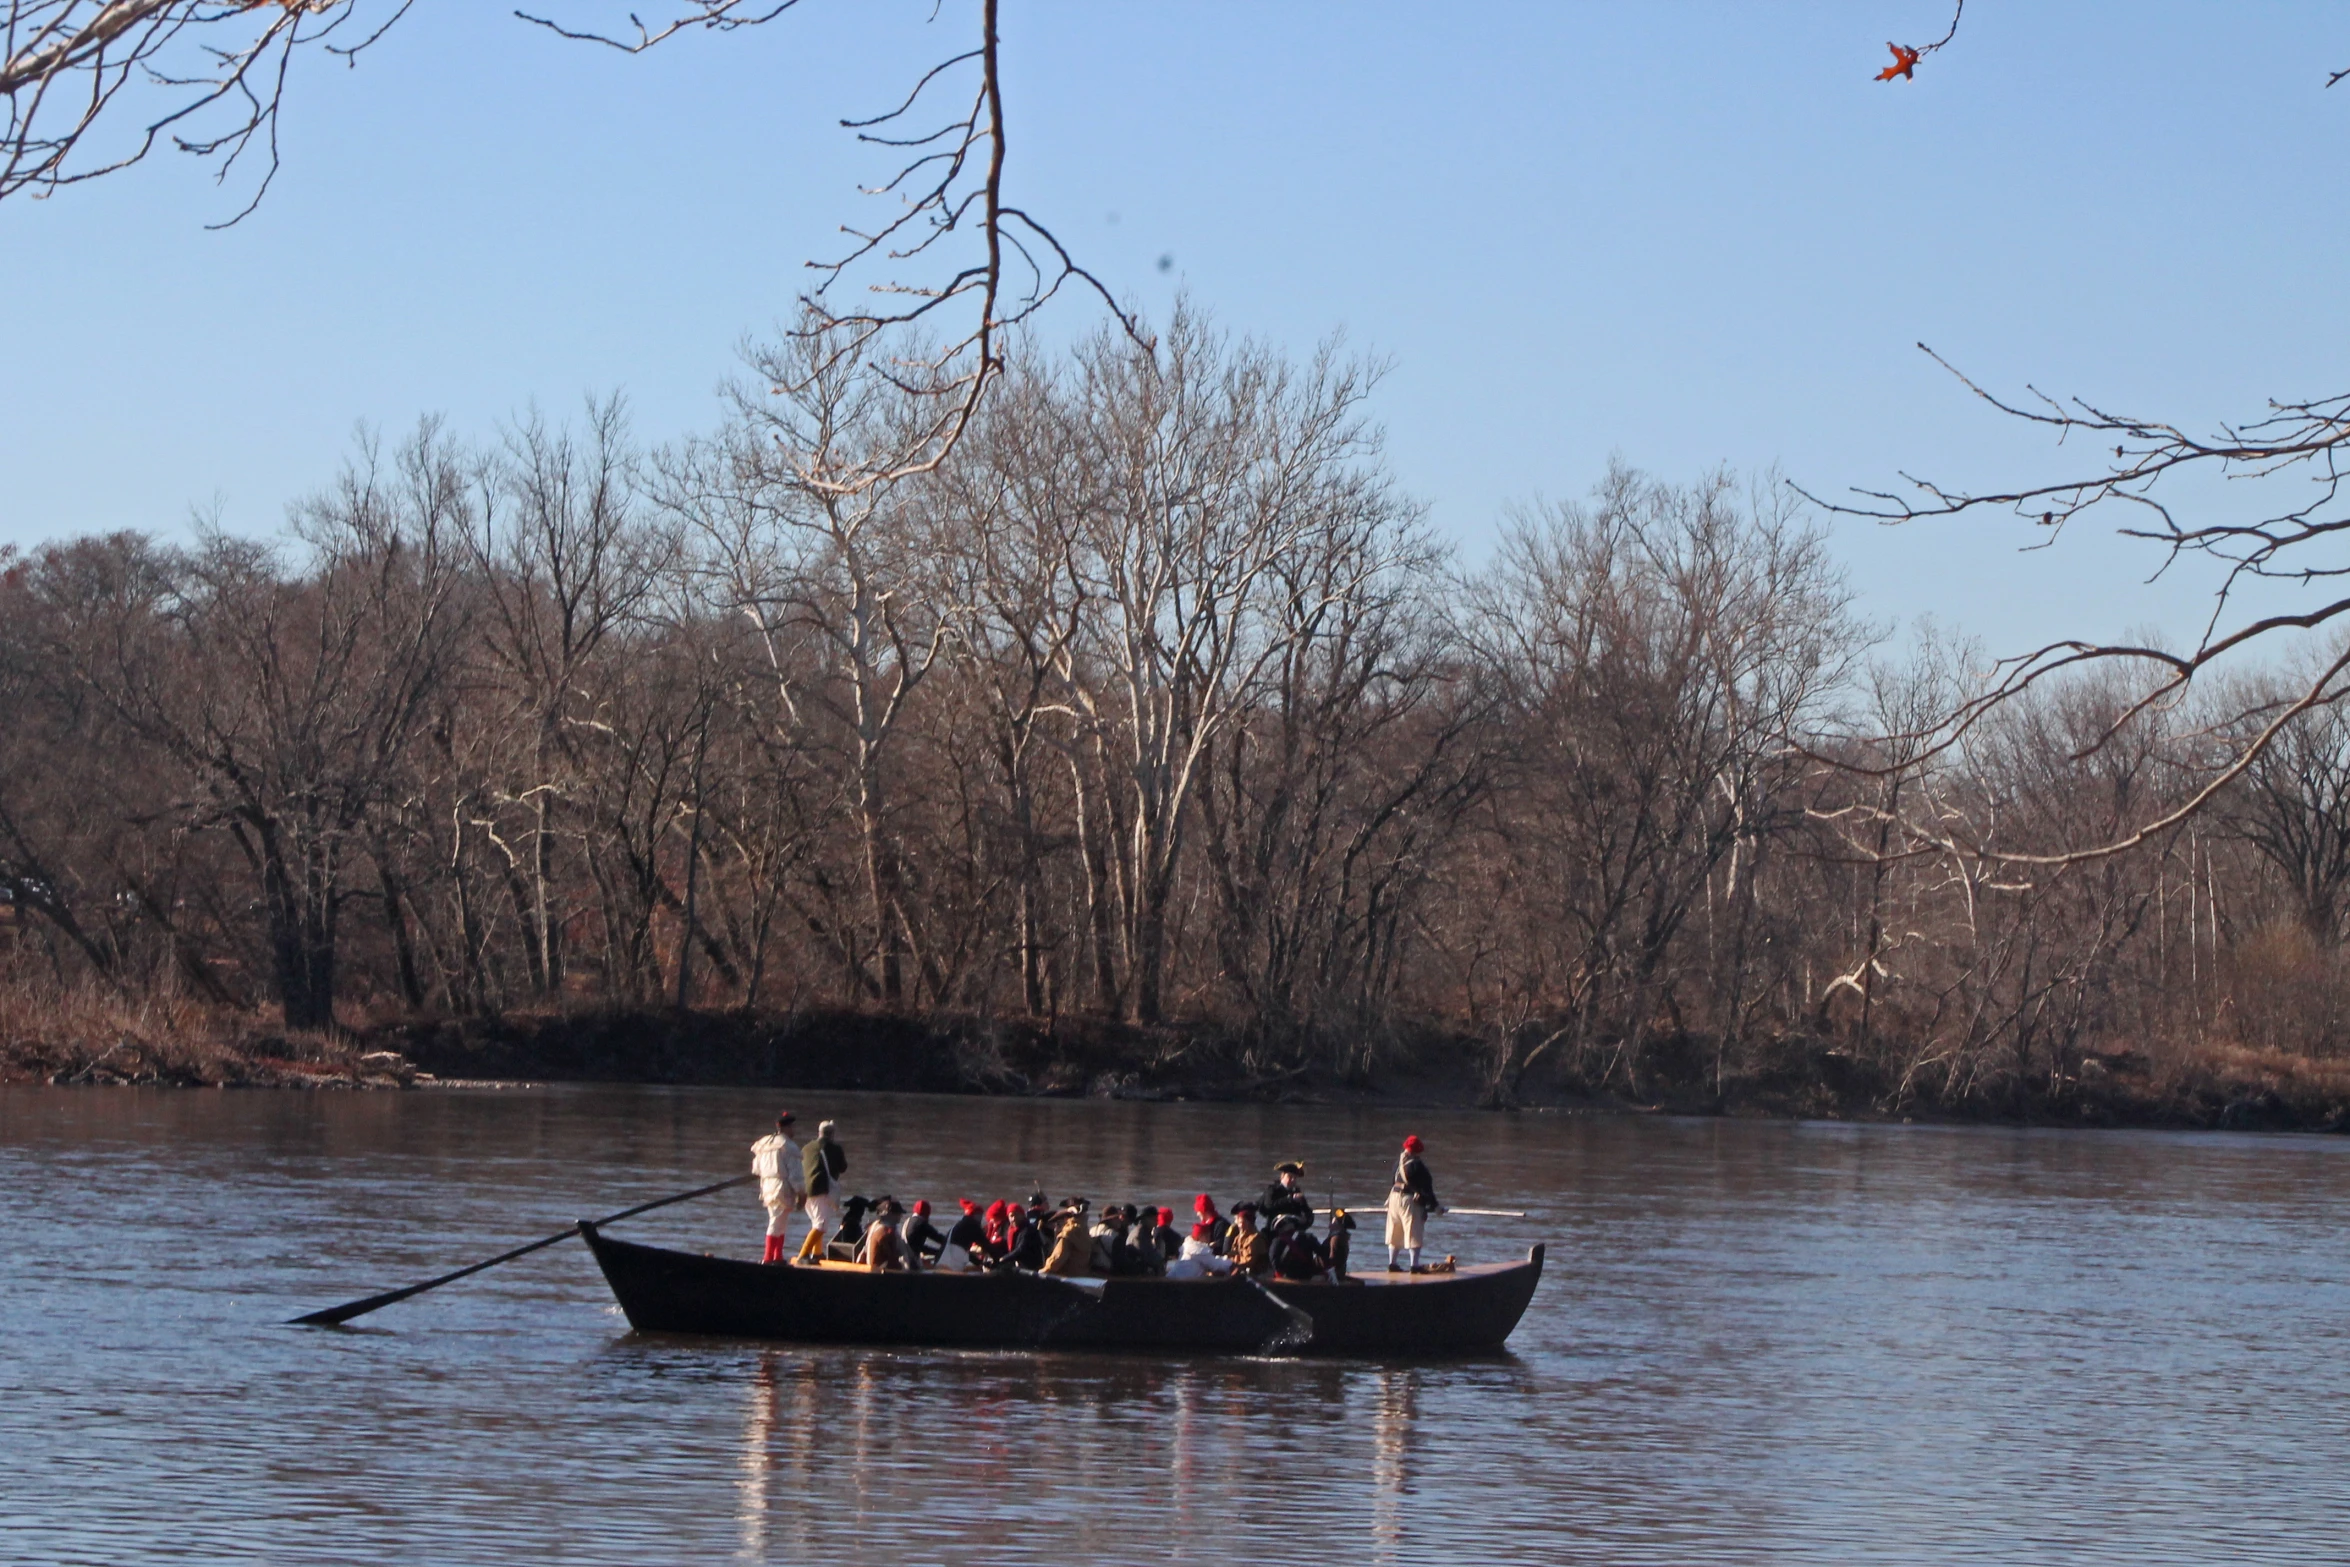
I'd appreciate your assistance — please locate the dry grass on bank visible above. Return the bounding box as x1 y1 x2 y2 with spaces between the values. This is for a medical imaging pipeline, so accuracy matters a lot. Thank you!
7 960 2350 1133
2136 1039 2350 1129
0 976 412 1087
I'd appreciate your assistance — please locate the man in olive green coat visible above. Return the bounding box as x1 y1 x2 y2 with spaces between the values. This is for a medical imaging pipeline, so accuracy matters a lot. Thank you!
794 1119 848 1262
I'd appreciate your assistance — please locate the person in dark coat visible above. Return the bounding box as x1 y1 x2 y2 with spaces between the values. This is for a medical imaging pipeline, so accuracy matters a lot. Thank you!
1192 1193 1232 1256
934 1199 984 1271
793 1118 849 1261
1119 1207 1165 1276
1269 1214 1329 1281
1000 1206 1045 1271
1259 1161 1315 1228
830 1194 874 1256
901 1199 946 1265
1153 1206 1182 1261
1326 1207 1360 1282
1385 1133 1441 1271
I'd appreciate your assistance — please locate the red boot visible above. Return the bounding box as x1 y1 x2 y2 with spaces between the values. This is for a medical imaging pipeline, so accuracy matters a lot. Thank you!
762 1233 785 1265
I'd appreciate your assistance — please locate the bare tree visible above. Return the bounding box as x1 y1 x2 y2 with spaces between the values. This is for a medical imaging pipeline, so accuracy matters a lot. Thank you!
32 424 465 1029
458 397 655 998
1462 465 1863 1099
2214 649 2350 941
663 320 951 1004
1056 307 1396 1024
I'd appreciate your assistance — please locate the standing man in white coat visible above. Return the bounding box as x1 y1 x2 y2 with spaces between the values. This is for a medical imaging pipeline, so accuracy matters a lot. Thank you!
751 1111 804 1264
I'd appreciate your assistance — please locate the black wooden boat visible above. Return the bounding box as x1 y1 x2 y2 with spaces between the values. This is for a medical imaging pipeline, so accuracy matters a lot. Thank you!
580 1222 1543 1356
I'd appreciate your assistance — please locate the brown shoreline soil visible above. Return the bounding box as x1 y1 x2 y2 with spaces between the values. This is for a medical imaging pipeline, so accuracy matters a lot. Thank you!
8 999 2350 1134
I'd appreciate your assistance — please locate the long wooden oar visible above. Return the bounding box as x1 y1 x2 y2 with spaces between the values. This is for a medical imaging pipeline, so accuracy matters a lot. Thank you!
289 1172 756 1327
1317 1205 1530 1218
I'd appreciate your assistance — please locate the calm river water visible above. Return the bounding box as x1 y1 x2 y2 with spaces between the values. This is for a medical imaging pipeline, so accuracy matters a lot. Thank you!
3 1085 2346 1564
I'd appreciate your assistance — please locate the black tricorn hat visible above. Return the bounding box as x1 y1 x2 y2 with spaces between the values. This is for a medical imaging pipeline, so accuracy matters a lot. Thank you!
1274 1160 1305 1176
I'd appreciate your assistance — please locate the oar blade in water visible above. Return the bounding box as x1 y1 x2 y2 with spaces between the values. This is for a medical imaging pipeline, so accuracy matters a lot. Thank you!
288 1172 754 1327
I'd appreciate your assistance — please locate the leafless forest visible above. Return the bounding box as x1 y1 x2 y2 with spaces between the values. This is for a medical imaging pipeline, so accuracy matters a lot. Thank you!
6 311 2349 1119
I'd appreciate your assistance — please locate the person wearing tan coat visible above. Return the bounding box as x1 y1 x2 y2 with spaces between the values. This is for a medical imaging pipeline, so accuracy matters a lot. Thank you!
1225 1204 1269 1276
1041 1210 1094 1276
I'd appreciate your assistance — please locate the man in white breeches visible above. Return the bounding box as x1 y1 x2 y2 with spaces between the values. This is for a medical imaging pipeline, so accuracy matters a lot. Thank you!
1384 1133 1440 1272
750 1110 804 1264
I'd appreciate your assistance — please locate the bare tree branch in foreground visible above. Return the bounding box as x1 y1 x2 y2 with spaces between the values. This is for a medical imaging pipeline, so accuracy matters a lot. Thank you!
8 1 1132 486
1801 346 2350 867
519 0 1140 497
0 0 405 219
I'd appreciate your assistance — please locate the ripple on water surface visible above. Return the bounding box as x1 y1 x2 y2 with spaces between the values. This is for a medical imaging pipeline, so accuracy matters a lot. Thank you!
3 1086 2347 1565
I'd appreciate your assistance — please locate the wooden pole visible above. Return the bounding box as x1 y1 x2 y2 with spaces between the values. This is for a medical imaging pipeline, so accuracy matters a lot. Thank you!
289 1173 755 1327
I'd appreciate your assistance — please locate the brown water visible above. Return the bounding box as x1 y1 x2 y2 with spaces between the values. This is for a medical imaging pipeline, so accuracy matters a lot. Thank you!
3 1085 2346 1565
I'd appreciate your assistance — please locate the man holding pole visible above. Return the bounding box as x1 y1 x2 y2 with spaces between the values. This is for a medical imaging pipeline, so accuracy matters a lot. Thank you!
751 1111 804 1264
1385 1133 1441 1272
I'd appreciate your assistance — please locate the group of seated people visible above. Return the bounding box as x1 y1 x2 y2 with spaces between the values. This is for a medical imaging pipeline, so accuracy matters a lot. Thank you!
819 1161 1360 1284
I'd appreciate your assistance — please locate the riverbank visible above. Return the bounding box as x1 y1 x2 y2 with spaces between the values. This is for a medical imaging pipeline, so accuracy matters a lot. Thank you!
7 988 2350 1132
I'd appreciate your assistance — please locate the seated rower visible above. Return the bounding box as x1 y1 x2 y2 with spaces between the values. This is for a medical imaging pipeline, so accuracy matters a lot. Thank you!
1087 1205 1125 1275
901 1199 946 1266
1167 1210 1234 1278
1269 1214 1328 1282
1120 1207 1165 1277
1192 1194 1231 1256
858 1198 913 1270
1153 1206 1182 1262
1000 1206 1045 1271
942 1200 986 1271
1226 1203 1269 1276
1041 1206 1094 1276
1259 1161 1315 1228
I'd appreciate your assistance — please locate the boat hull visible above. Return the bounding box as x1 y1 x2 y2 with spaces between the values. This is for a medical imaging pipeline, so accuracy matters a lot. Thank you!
579 1224 1542 1356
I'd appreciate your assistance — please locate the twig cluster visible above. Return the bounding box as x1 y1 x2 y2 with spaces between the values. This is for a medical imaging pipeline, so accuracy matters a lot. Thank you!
1800 345 2350 867
1 0 408 220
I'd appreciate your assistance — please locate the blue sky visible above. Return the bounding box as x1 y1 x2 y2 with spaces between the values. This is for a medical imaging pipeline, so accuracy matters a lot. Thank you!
4 2 2344 660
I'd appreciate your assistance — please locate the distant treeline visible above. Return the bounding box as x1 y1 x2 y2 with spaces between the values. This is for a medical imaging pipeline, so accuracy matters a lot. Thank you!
5 308 2349 1115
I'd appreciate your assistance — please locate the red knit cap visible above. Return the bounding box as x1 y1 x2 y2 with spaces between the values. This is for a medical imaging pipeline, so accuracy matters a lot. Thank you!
1403 1134 1424 1153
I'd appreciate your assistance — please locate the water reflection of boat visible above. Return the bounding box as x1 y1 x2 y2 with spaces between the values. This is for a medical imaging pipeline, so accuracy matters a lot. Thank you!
581 1223 1542 1355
